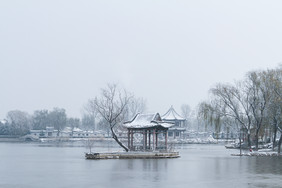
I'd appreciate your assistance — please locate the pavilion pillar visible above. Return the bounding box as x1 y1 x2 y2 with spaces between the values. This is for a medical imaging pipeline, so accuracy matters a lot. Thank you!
148 131 151 150
143 130 145 151
131 130 134 151
156 131 158 149
128 129 130 150
153 129 155 151
165 130 168 151
145 130 147 151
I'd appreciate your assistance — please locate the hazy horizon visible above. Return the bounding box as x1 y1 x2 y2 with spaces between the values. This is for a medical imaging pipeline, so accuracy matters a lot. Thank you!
1 1 282 118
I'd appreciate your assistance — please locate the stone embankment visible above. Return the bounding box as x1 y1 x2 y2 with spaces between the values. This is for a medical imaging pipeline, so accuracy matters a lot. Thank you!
85 151 180 159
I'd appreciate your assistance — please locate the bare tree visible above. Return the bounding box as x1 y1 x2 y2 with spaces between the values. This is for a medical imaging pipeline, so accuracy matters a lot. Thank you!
48 108 67 136
198 65 282 153
6 110 31 135
83 99 99 131
124 97 147 120
265 68 282 153
94 83 132 152
181 104 191 128
210 83 253 148
246 71 271 150
85 137 95 153
32 110 49 130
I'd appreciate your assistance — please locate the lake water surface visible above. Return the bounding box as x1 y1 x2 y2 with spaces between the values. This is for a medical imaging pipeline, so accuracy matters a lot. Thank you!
0 142 281 188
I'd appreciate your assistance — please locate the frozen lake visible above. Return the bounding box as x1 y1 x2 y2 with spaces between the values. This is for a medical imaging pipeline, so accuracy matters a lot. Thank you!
0 142 281 188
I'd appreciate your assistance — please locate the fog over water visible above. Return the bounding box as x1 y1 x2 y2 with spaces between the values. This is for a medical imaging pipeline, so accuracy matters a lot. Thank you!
1 1 282 117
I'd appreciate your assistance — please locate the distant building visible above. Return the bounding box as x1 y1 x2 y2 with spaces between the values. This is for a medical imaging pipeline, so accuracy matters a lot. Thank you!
30 127 55 137
30 126 96 138
60 127 95 137
0 119 7 125
162 106 186 139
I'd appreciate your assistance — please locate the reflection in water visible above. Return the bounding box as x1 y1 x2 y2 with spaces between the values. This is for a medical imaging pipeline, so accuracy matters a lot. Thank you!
0 143 281 188
122 158 169 172
142 159 168 183
110 158 169 187
251 157 282 175
142 159 168 172
245 157 282 188
127 159 134 170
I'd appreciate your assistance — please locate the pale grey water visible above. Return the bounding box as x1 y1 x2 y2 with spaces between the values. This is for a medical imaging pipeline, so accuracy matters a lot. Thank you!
0 142 281 188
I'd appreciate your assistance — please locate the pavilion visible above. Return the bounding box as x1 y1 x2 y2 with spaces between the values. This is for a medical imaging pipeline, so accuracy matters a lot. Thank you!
162 106 186 138
123 113 174 151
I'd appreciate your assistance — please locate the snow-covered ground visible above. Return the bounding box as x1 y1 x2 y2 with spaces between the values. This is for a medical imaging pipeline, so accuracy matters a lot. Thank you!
169 135 217 144
232 151 281 157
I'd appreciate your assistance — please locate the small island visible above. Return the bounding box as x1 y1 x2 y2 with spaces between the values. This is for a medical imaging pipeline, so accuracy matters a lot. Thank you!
85 113 180 159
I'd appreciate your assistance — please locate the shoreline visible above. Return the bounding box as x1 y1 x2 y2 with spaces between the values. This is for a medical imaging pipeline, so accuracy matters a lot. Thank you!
0 136 222 144
231 152 281 157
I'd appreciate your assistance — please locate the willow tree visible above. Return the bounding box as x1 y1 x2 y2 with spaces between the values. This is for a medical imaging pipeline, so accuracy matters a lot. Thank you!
210 83 253 148
197 101 216 132
94 84 132 152
197 99 228 140
265 68 282 153
246 71 272 150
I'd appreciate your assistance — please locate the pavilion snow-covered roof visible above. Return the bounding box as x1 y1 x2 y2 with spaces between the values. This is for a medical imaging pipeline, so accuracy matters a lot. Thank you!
162 106 186 121
123 113 174 129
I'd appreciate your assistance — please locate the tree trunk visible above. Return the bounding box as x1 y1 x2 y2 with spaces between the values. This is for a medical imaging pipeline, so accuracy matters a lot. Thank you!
93 118 96 132
255 129 259 150
110 127 129 152
273 127 277 151
247 133 251 149
278 134 282 154
239 131 242 156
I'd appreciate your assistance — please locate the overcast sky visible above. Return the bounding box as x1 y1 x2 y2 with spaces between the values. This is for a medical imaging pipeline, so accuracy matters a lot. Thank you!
0 0 281 118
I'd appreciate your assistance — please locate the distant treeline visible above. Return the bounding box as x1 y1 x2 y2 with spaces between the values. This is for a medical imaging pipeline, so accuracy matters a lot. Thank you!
0 96 147 136
0 108 100 136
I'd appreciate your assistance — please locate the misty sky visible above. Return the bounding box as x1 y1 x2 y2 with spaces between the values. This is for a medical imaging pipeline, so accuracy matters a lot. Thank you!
0 1 281 119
